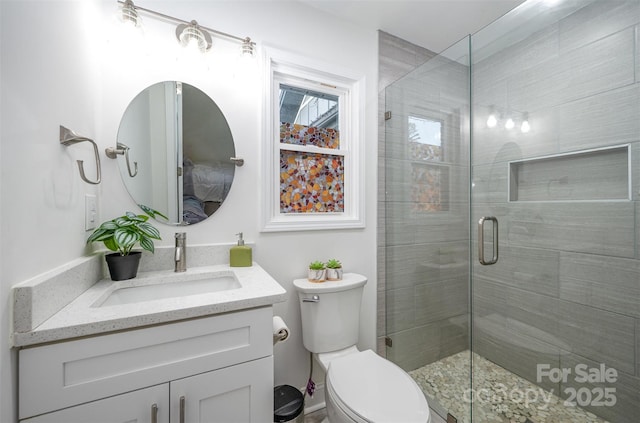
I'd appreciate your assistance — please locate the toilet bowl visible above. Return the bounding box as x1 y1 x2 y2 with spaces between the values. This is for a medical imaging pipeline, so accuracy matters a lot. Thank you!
293 274 431 423
322 349 431 423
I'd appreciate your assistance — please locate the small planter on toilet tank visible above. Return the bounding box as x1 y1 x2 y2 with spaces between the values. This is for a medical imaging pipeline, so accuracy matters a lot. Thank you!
325 259 343 281
308 261 326 282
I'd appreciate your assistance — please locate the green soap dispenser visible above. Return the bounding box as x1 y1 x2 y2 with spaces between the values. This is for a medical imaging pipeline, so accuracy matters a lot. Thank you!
230 232 252 267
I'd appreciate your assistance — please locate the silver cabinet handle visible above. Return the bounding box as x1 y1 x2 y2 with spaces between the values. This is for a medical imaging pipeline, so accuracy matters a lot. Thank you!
478 216 499 265
151 404 158 423
179 396 185 423
302 295 320 303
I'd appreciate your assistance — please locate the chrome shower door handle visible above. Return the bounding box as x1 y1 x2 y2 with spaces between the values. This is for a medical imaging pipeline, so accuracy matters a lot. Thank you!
478 216 499 265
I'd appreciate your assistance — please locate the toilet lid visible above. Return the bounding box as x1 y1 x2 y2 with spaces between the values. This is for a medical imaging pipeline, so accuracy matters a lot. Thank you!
326 350 430 423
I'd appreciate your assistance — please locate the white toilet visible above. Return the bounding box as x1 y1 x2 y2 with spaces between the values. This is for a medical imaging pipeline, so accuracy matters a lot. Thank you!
294 273 431 423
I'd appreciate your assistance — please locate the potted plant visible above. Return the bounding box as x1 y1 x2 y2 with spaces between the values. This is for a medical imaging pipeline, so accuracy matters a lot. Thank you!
87 211 162 281
308 260 326 283
325 259 343 281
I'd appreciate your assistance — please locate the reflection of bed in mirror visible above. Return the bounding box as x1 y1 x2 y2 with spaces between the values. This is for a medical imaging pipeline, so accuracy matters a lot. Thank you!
183 158 234 224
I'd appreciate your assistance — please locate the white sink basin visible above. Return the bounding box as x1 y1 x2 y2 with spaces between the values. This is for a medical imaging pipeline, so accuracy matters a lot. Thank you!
94 272 241 307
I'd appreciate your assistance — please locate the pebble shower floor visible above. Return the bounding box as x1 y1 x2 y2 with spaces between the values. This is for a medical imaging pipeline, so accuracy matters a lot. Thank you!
409 351 608 423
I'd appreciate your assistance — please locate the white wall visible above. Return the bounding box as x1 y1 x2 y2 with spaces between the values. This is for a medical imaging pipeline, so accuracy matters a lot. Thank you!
0 1 378 421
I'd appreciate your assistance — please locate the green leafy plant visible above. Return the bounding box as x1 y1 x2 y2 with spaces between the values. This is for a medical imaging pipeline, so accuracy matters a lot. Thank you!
325 259 342 269
309 260 326 270
138 204 169 221
87 211 162 256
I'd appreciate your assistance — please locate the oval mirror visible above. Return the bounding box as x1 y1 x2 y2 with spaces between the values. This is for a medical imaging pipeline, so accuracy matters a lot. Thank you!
115 81 236 225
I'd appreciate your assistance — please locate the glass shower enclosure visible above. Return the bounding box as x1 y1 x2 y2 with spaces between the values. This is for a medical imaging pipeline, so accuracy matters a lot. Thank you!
383 1 640 422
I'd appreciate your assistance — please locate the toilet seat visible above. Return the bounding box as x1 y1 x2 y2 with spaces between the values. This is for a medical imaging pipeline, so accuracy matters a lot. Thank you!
325 350 431 423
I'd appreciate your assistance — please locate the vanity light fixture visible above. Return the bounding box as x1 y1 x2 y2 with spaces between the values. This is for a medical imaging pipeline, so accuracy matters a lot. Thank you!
117 0 255 56
176 20 212 53
241 37 255 58
119 0 141 28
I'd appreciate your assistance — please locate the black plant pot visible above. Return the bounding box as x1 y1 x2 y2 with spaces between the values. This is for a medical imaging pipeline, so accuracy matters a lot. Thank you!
105 252 142 281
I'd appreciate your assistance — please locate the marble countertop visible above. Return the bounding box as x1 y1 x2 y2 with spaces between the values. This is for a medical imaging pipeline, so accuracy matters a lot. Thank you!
12 263 287 347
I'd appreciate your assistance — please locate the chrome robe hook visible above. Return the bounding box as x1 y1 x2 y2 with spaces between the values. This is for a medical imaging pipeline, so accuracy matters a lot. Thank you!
59 125 101 185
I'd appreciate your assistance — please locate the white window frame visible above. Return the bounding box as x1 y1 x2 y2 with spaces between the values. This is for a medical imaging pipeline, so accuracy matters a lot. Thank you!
261 47 365 232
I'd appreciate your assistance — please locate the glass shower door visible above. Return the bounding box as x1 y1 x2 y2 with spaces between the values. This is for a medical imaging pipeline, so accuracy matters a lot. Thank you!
470 1 640 422
383 37 472 422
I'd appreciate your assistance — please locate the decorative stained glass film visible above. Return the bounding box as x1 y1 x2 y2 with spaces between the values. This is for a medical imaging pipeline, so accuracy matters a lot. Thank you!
409 116 442 161
411 163 449 212
280 151 344 213
280 122 340 149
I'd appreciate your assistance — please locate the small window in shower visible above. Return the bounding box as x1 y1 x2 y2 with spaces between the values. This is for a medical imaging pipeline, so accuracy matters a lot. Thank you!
411 163 450 212
408 116 443 161
409 116 448 212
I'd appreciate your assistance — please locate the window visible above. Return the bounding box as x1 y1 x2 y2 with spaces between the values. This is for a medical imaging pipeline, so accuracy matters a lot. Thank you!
408 115 449 212
261 49 364 231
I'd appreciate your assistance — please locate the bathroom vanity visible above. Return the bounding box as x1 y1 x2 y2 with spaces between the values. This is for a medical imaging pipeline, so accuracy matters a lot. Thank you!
12 252 286 423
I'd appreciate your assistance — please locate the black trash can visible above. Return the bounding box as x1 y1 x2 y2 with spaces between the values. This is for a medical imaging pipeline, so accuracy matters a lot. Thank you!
274 385 304 423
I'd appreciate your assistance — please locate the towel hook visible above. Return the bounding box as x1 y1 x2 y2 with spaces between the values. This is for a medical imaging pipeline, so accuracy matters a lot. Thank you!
105 143 138 177
59 125 101 185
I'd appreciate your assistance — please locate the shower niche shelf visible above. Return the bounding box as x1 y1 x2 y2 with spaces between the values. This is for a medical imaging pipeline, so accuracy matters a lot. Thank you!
509 145 630 202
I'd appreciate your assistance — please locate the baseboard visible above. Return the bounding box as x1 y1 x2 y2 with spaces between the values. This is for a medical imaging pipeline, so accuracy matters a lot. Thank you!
301 382 325 415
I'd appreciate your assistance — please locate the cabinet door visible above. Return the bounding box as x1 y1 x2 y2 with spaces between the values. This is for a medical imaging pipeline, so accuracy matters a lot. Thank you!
170 356 273 423
22 384 169 423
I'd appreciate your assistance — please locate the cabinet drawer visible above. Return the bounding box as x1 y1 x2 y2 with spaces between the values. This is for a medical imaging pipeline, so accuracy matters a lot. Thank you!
22 384 169 423
19 307 272 419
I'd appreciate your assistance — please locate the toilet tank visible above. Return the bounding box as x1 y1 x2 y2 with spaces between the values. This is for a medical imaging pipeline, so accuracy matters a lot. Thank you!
293 273 367 353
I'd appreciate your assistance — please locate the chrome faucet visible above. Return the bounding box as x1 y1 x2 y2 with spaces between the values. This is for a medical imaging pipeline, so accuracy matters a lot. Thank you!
174 232 187 272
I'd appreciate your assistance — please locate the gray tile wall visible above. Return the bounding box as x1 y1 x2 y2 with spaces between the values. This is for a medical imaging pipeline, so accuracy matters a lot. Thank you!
378 31 470 371
472 1 640 421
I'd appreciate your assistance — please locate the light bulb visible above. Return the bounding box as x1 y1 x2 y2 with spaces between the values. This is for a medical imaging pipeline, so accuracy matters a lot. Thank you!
176 21 212 53
241 37 254 59
505 117 515 130
119 0 140 28
521 120 530 133
487 113 498 128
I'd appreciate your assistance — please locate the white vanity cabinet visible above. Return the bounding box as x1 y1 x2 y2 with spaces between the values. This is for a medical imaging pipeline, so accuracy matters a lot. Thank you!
18 307 274 423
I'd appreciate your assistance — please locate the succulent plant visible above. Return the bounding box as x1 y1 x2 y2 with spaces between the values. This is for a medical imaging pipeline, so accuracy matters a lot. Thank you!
325 259 342 269
309 260 326 270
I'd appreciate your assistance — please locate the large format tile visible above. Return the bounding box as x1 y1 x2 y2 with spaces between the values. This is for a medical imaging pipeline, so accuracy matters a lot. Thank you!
508 28 635 113
473 328 561 393
386 323 442 371
414 277 468 326
385 286 415 333
505 202 636 258
378 31 435 90
558 84 640 152
474 245 560 297
560 351 640 423
559 252 640 318
557 299 636 375
636 319 640 377
558 0 640 52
